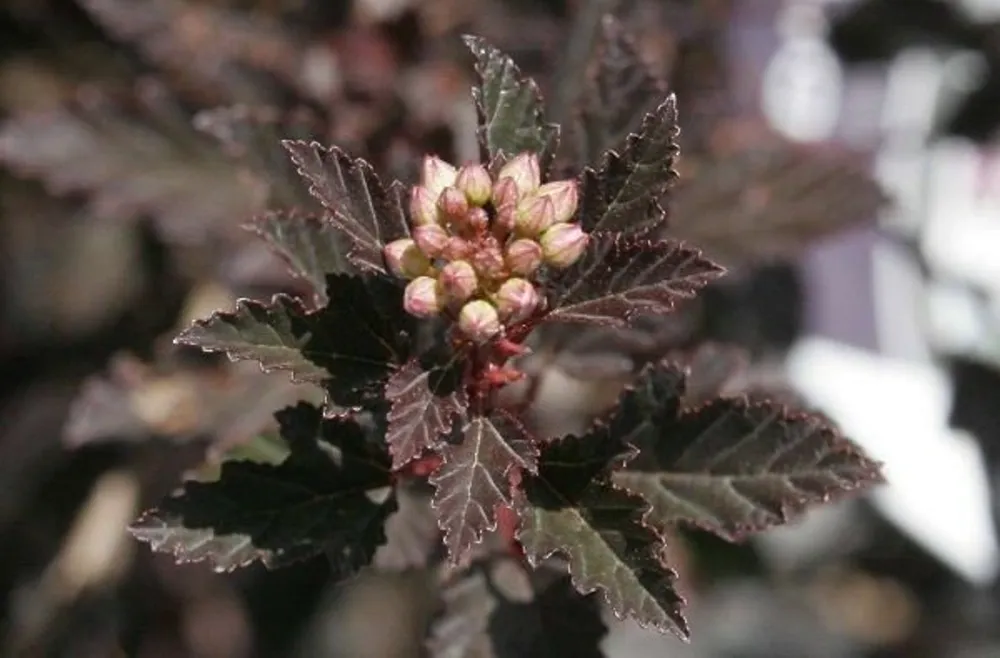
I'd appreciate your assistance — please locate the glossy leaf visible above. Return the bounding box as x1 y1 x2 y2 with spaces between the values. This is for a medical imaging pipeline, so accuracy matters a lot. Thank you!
283 141 410 274
578 95 680 235
432 412 538 564
544 234 724 327
131 403 395 574
463 35 560 171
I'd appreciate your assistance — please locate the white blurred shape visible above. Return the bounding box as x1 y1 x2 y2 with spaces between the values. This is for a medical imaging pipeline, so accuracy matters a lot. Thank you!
762 36 843 142
787 337 999 585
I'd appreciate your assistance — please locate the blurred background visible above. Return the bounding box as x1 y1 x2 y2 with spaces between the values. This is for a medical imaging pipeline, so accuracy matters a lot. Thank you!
1 0 999 656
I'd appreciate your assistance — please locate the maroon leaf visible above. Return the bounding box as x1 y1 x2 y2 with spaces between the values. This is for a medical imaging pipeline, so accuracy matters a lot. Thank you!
431 412 538 564
610 364 884 541
385 358 469 470
282 141 410 274
578 94 679 236
544 234 724 327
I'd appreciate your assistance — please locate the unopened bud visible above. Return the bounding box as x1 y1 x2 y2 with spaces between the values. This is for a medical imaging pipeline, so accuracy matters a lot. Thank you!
442 236 473 261
403 276 443 317
438 186 469 219
471 238 507 280
422 155 457 199
495 278 541 323
505 238 543 276
515 196 555 236
535 180 578 224
492 177 519 208
540 223 589 269
498 152 540 198
438 260 479 303
384 238 430 279
413 223 449 257
457 300 501 344
409 185 440 227
464 207 489 233
455 164 492 206
494 203 516 234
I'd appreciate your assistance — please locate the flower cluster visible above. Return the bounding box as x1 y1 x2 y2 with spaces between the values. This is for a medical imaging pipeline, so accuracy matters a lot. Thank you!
383 152 588 343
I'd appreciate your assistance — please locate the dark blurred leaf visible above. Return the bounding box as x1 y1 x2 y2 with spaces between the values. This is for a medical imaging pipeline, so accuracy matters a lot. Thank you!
463 35 560 171
670 141 888 265
132 403 395 573
579 95 679 235
611 364 884 541
672 342 748 407
431 412 537 564
386 358 469 470
250 210 350 306
573 14 664 167
176 275 413 406
283 141 410 274
516 423 687 638
544 234 723 327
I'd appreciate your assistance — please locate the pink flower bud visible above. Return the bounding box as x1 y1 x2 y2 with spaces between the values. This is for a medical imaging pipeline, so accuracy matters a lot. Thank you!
421 155 457 199
457 299 501 344
534 180 578 224
442 236 473 261
437 185 469 219
438 260 479 303
498 152 540 198
383 238 430 279
492 177 519 208
540 223 589 269
471 237 507 280
494 278 541 323
403 276 443 317
409 185 440 227
515 196 555 236
494 203 516 234
455 164 492 206
464 207 489 234
412 223 449 257
504 238 543 276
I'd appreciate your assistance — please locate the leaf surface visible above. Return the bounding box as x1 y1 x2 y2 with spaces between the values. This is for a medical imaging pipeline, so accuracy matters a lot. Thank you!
432 412 537 564
544 234 724 327
516 425 687 638
385 357 469 470
464 35 559 171
578 95 679 236
132 403 395 574
283 141 409 274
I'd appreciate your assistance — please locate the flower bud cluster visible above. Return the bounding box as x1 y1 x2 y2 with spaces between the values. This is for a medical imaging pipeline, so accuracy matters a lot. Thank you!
383 152 589 343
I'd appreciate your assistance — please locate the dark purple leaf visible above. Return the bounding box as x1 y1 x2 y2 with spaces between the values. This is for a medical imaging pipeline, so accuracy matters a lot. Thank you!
385 358 469 470
431 412 537 564
463 35 560 172
578 94 679 236
672 343 748 407
544 234 724 327
573 15 664 167
282 141 409 274
176 275 414 407
250 209 350 306
131 403 395 574
516 433 686 638
610 364 884 541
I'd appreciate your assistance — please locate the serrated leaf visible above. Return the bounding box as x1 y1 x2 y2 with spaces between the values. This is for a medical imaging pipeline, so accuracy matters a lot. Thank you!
132 403 395 573
579 95 680 236
176 275 413 406
282 141 409 274
463 35 559 171
574 15 664 167
516 426 687 638
544 234 724 327
612 383 884 541
250 209 350 305
432 412 538 564
385 357 469 470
